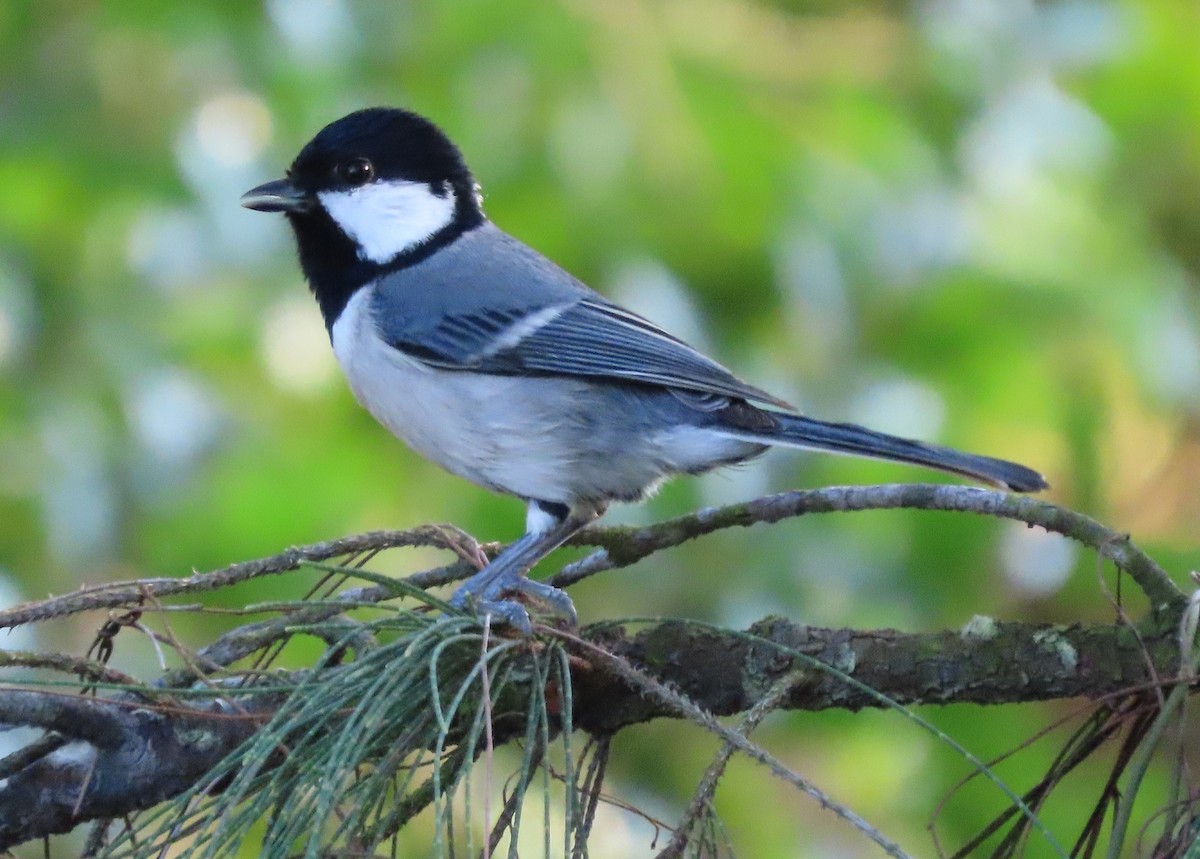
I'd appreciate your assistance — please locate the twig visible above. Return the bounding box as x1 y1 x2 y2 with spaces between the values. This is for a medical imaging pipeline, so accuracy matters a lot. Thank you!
0 733 67 780
1099 686 1185 859
553 629 914 859
656 669 805 858
0 487 1186 853
571 735 612 859
1105 605 1200 859
481 744 547 859
0 649 144 689
556 485 1182 613
7 487 1181 640
480 614 494 859
0 691 136 748
0 526 480 630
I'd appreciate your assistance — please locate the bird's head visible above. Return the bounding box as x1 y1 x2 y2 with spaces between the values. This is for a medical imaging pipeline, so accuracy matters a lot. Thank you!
242 107 483 269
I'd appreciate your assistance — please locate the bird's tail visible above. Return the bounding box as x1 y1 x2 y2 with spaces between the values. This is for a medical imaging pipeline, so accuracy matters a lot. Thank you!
730 412 1047 492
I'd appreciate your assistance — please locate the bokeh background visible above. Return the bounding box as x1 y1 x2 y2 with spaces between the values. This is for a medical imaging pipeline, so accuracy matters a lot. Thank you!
2 0 1200 855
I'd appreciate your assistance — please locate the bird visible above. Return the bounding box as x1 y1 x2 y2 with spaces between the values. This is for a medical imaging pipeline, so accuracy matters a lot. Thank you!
241 106 1047 633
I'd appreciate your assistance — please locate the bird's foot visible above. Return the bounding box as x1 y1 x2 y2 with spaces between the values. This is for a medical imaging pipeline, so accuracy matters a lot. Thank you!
449 570 577 635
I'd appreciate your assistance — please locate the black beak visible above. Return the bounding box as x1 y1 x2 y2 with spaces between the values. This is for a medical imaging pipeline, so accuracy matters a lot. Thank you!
240 179 313 213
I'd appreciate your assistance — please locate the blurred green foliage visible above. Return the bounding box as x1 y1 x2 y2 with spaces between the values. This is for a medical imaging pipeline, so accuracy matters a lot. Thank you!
2 0 1200 855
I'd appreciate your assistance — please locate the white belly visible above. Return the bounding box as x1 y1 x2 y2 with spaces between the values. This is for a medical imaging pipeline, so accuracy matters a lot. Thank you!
329 287 762 505
330 288 607 502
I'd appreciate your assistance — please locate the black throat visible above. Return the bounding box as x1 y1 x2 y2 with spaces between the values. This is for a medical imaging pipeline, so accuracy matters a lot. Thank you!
288 192 484 332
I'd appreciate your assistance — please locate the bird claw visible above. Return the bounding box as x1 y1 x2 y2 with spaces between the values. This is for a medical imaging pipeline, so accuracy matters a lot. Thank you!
452 595 535 636
449 573 577 634
499 577 578 627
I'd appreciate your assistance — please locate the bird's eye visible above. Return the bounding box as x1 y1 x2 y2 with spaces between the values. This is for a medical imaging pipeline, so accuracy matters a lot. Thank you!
337 157 375 187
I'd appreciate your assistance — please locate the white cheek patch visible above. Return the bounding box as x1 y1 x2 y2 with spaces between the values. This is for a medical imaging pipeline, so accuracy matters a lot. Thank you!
319 180 457 264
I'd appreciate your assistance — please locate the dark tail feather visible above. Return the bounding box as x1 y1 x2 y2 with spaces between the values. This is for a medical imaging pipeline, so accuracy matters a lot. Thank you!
744 412 1047 493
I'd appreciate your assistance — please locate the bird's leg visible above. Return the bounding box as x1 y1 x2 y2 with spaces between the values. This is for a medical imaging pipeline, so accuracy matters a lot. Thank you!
448 501 601 634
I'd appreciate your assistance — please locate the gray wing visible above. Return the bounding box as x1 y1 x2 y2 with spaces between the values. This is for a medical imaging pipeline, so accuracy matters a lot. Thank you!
371 224 790 408
392 295 790 408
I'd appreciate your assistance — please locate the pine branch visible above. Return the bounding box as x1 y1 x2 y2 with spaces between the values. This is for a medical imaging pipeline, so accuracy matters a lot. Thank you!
0 692 282 848
0 485 1187 851
0 614 1179 849
569 617 1177 734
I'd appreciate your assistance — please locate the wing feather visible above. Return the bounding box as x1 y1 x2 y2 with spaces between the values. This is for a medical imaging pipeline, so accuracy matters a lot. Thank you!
384 296 791 408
